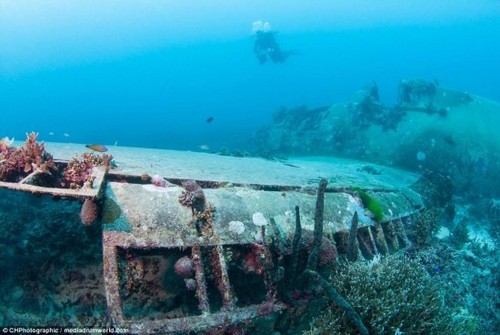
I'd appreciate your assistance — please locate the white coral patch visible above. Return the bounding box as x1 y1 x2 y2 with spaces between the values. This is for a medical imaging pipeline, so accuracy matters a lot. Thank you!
254 229 264 243
468 226 496 251
252 212 268 226
435 226 450 240
228 221 245 235
1 136 14 146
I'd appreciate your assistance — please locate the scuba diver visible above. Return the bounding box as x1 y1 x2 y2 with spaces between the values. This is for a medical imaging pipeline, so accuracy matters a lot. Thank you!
252 21 295 64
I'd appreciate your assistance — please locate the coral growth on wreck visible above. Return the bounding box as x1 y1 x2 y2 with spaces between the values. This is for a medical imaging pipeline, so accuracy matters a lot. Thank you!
0 132 57 183
178 179 217 237
0 132 112 190
178 179 206 212
174 256 195 278
151 174 169 187
62 152 112 189
0 137 14 158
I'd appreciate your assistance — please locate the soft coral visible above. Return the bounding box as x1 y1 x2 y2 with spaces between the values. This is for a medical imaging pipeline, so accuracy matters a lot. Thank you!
0 132 57 182
62 152 113 189
20 132 56 174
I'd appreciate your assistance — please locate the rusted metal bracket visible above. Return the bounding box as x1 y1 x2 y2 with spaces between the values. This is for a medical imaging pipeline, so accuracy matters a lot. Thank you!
102 231 283 334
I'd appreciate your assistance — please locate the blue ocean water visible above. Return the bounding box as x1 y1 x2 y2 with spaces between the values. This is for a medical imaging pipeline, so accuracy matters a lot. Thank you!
1 1 499 151
1 2 500 333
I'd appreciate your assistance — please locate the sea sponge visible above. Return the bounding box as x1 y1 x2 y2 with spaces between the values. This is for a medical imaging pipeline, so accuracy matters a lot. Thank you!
174 256 195 278
178 179 206 212
151 174 168 187
80 199 98 226
101 198 122 224
299 229 337 267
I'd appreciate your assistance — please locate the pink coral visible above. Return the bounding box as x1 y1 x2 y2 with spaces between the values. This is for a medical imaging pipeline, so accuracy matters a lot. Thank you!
62 152 113 189
0 132 57 182
151 174 168 187
242 245 265 275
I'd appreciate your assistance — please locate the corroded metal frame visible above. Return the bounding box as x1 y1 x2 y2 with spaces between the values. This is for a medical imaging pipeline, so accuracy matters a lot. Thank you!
102 231 283 334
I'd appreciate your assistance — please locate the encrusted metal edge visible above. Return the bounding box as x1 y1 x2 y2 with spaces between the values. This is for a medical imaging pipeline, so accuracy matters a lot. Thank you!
0 166 107 200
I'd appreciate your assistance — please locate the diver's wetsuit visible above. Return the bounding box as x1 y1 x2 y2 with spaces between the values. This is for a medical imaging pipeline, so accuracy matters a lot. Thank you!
254 31 292 64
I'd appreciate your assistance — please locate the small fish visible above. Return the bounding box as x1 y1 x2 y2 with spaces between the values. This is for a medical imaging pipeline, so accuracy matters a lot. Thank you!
432 266 441 274
63 133 70 137
416 151 426 161
199 144 210 151
48 132 55 136
86 144 108 152
443 135 456 147
206 116 214 123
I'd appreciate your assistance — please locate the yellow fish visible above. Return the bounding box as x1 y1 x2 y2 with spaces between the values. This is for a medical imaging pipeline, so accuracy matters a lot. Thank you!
86 144 108 153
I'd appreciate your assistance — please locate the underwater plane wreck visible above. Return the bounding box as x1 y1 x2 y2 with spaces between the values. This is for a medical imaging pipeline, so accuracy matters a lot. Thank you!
1 81 499 333
0 137 424 333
